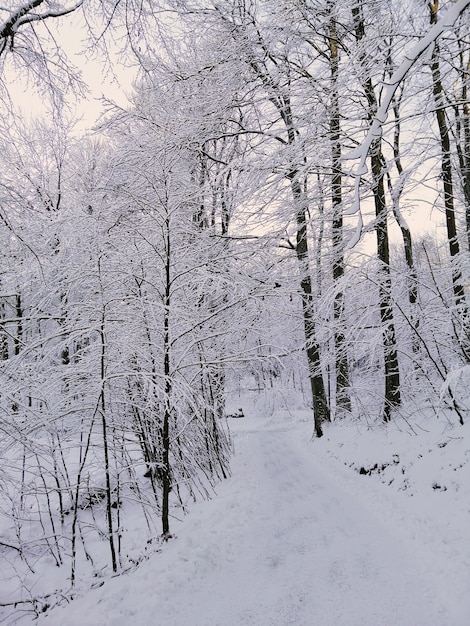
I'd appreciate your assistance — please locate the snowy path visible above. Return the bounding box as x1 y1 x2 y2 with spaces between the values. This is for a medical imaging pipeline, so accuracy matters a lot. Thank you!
42 415 467 626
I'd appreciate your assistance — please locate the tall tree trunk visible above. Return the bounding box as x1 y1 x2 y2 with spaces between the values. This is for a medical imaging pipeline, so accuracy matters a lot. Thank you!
99 311 117 572
453 37 470 251
370 147 402 421
161 216 172 539
328 3 351 416
96 257 117 572
283 94 330 435
291 176 330 437
429 1 467 311
352 1 401 422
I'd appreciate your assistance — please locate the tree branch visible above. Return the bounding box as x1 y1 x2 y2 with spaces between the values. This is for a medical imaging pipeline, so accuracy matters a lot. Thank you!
344 0 470 248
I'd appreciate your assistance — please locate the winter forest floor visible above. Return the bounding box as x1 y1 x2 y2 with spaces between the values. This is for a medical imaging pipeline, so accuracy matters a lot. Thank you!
33 398 470 626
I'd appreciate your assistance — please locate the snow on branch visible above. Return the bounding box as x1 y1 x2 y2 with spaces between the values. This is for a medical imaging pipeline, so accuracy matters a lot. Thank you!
343 0 470 249
0 0 83 58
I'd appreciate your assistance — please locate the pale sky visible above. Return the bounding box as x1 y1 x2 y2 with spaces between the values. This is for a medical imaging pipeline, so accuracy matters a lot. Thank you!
5 7 137 132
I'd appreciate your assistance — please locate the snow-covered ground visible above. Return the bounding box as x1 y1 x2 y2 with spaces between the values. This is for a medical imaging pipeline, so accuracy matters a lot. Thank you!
33 403 470 626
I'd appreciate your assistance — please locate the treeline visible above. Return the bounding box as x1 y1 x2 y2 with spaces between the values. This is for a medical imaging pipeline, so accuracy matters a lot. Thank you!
0 0 470 618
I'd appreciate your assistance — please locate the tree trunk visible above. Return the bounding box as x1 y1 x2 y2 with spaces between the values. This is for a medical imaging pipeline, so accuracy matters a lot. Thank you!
97 257 117 573
161 217 172 539
291 177 330 437
453 34 470 251
99 328 117 573
370 147 401 421
429 1 467 311
328 4 351 416
352 1 401 421
283 93 330 435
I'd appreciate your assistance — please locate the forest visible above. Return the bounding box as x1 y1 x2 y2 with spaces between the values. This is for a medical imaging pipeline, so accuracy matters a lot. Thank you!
1 0 470 623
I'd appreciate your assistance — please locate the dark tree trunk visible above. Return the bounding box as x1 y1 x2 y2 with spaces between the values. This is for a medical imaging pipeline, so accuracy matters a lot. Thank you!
291 177 330 437
95 257 117 571
97 299 117 573
161 218 172 539
452 28 470 254
370 147 401 421
429 1 467 310
284 98 330 436
352 1 401 422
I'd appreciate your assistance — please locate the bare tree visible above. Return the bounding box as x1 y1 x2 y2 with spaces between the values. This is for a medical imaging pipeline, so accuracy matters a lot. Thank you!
204 0 330 436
